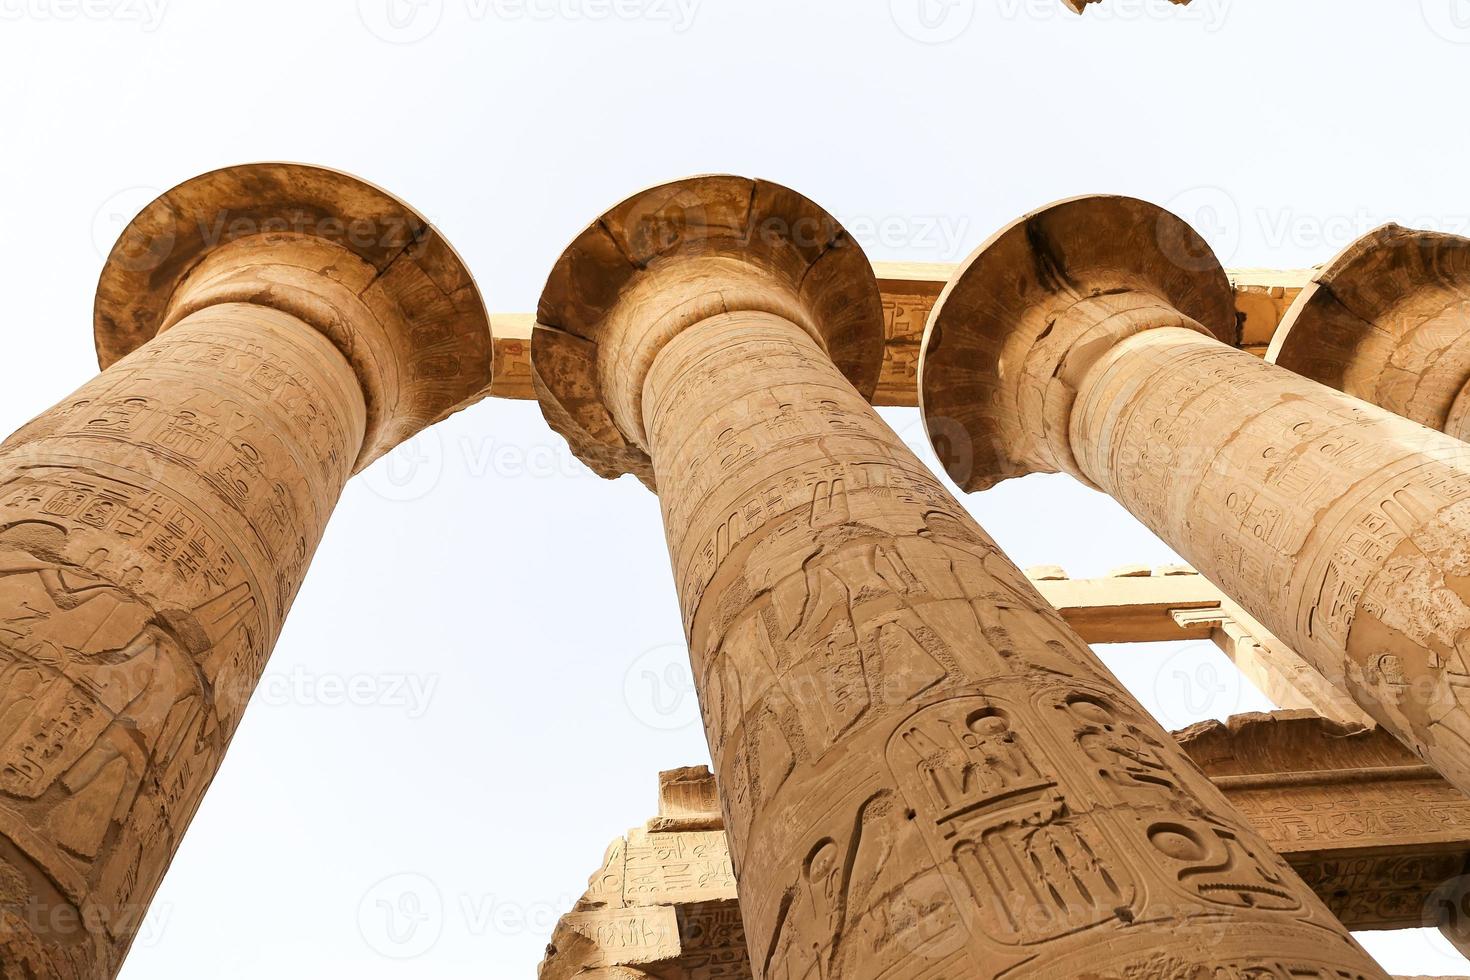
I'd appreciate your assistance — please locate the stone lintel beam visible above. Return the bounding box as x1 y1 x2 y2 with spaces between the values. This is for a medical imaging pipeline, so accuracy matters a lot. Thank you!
487 266 1310 404
1202 604 1378 731
1024 566 1376 727
489 312 537 400
920 194 1470 801
1233 267 1314 354
0 163 491 978
1026 564 1223 643
1269 225 1470 441
535 179 1385 979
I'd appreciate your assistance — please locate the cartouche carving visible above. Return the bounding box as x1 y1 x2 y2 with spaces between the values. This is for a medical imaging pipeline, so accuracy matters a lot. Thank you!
919 194 1470 806
534 179 1386 978
0 163 492 977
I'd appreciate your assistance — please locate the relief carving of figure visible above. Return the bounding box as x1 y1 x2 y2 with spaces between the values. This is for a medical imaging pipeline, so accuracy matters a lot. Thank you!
764 791 960 980
0 520 221 914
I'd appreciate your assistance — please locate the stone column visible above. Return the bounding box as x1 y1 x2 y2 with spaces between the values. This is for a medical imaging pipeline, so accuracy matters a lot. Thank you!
0 163 492 977
919 194 1470 802
534 178 1385 980
1269 224 1470 440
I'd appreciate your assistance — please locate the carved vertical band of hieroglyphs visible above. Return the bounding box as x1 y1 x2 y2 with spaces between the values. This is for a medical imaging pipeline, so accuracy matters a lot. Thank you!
641 311 1385 979
1071 323 1470 802
0 304 365 977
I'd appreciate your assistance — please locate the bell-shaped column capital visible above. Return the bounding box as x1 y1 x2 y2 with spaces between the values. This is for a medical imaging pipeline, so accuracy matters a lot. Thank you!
919 194 1237 492
531 175 884 487
1268 224 1470 434
93 162 494 470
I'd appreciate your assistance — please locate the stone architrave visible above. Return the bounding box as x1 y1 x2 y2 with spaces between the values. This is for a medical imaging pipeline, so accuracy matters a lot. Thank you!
0 163 492 977
533 177 1385 979
1026 565 1373 727
919 195 1470 803
489 264 1312 406
1269 225 1470 441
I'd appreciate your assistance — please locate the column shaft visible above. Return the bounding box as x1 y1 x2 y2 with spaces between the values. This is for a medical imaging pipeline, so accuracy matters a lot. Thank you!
643 312 1381 979
1072 324 1470 796
0 305 365 976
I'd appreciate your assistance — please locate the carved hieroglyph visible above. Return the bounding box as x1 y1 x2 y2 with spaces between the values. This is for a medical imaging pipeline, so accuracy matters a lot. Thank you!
1269 225 1470 441
0 163 492 978
919 195 1470 805
1178 712 1470 939
533 177 1385 979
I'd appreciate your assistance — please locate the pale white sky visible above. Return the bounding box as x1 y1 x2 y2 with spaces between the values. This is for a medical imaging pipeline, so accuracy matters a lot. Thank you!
1 0 1467 975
